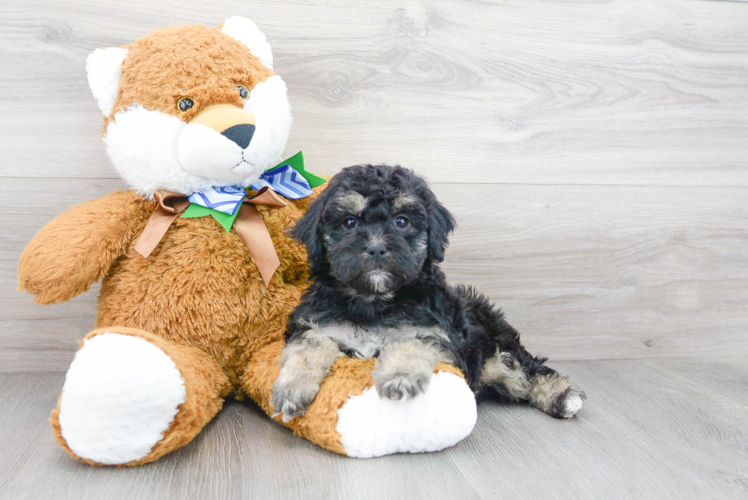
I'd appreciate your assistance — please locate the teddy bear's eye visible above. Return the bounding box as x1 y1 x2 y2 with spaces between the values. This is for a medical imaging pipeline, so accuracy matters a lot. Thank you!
177 97 194 112
237 85 249 99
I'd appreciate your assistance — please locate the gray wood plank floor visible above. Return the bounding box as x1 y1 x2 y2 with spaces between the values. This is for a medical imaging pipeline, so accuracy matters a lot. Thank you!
1 357 746 500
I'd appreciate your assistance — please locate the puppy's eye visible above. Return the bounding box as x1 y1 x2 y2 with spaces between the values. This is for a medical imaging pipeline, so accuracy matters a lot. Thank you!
343 216 358 230
394 216 409 229
237 85 249 99
177 97 194 112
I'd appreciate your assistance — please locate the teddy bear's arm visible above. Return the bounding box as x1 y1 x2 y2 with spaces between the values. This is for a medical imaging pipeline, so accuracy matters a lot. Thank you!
18 191 146 304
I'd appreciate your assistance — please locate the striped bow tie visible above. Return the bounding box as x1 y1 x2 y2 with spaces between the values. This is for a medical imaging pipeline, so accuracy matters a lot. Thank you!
188 184 247 216
250 163 314 200
135 151 327 288
189 165 313 216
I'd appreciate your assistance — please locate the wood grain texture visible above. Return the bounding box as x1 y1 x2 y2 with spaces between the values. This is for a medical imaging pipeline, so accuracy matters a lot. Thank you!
2 179 747 369
437 183 748 361
0 0 747 184
1 358 747 499
1 0 747 370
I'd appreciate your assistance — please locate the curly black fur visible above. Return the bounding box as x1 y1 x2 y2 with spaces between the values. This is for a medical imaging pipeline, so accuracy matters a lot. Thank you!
284 164 585 416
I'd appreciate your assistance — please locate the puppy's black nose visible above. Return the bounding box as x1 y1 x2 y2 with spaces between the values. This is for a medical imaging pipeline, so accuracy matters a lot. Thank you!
221 124 256 149
366 243 388 261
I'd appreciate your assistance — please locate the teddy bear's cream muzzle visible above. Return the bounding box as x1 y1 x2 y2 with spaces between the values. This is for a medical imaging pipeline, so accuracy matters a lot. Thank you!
177 103 271 182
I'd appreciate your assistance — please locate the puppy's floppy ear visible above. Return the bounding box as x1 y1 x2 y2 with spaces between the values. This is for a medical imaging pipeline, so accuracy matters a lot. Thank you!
291 187 333 272
427 199 456 263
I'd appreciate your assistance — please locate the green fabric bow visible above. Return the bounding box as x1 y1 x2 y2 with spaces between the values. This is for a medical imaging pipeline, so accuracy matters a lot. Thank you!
180 151 326 231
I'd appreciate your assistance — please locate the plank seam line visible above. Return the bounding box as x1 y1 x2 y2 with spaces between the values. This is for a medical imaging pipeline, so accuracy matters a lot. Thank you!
1 176 747 189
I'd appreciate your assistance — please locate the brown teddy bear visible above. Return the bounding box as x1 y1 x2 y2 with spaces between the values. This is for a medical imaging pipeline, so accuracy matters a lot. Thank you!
17 18 477 466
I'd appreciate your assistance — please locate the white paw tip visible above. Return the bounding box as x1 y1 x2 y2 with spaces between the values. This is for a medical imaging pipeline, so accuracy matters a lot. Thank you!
560 391 585 418
58 333 186 465
336 372 477 458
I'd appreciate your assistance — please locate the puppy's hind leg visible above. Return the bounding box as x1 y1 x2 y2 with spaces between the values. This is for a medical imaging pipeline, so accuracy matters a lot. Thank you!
480 349 586 419
529 368 586 419
458 285 586 418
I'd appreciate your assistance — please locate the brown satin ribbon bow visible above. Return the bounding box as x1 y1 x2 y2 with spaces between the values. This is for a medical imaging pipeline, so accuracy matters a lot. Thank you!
134 187 288 287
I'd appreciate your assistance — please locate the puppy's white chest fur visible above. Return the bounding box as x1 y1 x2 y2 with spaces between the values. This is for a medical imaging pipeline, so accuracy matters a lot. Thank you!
304 322 447 359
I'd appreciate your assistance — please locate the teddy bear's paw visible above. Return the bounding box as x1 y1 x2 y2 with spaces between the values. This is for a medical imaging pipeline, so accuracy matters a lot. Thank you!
57 333 186 465
336 371 477 458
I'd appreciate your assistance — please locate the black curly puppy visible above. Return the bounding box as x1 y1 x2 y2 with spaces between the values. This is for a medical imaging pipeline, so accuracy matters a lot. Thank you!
271 164 586 422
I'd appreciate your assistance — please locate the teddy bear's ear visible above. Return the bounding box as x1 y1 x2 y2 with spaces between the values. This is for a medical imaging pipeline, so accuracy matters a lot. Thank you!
86 47 129 116
221 17 273 69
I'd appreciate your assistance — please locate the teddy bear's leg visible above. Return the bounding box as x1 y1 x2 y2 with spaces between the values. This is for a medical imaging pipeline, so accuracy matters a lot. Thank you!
51 327 230 466
243 341 477 458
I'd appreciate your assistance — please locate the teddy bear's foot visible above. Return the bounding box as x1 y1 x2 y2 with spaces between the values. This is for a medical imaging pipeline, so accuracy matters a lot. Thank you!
245 341 477 458
55 332 185 465
336 366 477 458
52 328 229 466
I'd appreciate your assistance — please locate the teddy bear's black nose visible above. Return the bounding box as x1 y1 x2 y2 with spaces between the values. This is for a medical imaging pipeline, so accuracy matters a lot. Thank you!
221 124 255 149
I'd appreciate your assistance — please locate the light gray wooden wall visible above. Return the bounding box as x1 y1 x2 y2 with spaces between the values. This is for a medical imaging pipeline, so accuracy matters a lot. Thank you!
1 0 746 371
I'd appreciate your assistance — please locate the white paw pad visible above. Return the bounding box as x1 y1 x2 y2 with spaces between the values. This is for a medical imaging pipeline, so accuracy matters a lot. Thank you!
336 372 477 458
58 333 186 465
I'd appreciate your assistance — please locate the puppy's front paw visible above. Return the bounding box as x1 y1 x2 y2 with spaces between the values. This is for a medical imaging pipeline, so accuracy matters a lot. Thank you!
270 381 321 423
373 370 432 401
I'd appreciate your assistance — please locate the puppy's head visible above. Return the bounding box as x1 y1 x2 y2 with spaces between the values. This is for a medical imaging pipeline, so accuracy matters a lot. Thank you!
293 164 455 296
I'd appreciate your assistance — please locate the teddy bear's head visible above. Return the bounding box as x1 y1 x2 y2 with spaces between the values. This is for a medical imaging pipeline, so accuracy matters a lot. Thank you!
86 17 291 196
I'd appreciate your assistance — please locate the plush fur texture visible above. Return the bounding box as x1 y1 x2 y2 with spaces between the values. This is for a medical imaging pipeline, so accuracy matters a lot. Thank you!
112 24 272 120
19 19 319 464
21 19 477 465
31 185 335 465
98 22 289 196
58 333 188 464
336 370 477 458
245 340 469 457
51 327 230 466
221 17 274 69
86 47 129 116
20 189 316 388
272 165 586 422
